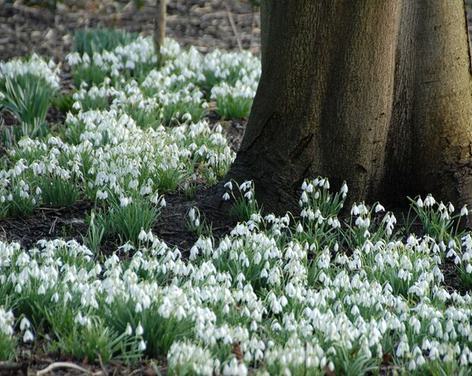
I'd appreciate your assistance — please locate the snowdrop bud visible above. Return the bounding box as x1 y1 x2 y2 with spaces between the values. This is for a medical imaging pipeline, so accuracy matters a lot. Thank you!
296 223 303 233
160 197 167 207
138 229 148 241
51 292 59 303
120 197 131 207
138 340 147 351
461 205 469 217
136 323 144 336
189 209 197 221
301 191 308 203
20 317 30 331
374 203 385 213
23 329 34 342
327 361 334 372
351 205 360 216
190 245 199 260
125 323 133 336
222 192 230 201
224 181 233 191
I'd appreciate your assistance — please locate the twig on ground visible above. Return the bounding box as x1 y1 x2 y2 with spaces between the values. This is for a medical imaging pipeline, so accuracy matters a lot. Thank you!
98 354 109 376
36 361 103 375
48 216 58 235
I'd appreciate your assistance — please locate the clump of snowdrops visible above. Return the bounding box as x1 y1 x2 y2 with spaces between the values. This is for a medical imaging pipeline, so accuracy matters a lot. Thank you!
0 54 59 143
1 178 472 375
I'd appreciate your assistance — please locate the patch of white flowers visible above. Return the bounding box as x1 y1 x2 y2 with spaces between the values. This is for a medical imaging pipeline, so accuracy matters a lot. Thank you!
0 36 263 217
1 180 472 373
67 36 157 79
0 307 14 338
0 306 15 360
0 54 60 89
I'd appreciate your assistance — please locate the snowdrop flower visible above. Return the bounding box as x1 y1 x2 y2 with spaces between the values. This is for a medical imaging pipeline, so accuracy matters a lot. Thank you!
340 182 348 195
138 229 148 241
23 329 34 343
135 322 144 336
461 205 469 217
160 197 167 207
416 197 424 208
120 196 131 207
424 195 436 207
375 203 385 213
20 317 31 331
138 340 147 351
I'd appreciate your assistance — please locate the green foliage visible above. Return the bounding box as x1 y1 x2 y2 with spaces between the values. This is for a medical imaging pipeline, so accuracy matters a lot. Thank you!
214 95 252 119
161 102 207 126
186 207 212 238
74 28 138 56
83 211 105 253
0 333 15 361
52 92 75 115
72 65 108 88
98 196 160 246
38 176 80 208
106 300 195 357
224 180 260 221
0 73 55 142
46 308 141 364
332 345 379 376
408 195 466 243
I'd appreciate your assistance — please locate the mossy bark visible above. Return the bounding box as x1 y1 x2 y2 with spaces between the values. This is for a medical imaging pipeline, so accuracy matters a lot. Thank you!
227 0 472 213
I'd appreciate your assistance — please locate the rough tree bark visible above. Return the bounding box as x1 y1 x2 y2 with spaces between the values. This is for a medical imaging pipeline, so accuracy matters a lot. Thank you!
154 0 166 57
226 0 472 214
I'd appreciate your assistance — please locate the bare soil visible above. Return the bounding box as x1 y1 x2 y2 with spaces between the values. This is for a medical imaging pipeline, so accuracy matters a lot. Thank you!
0 0 260 61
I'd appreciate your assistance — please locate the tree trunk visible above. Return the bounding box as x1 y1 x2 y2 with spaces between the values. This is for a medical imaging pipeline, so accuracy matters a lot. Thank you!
154 0 166 57
227 0 472 214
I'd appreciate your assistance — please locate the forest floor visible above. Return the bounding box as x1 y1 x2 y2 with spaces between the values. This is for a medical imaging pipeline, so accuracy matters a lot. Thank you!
0 0 260 61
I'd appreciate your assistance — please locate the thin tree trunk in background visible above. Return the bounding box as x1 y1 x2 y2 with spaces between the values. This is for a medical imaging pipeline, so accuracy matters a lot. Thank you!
154 0 166 57
226 0 472 214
